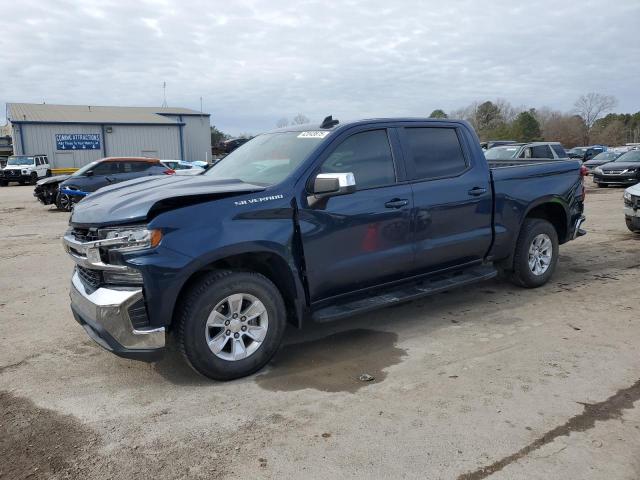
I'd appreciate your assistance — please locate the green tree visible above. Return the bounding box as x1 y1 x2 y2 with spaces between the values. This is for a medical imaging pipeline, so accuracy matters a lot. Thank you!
429 109 448 119
511 110 542 142
210 125 229 146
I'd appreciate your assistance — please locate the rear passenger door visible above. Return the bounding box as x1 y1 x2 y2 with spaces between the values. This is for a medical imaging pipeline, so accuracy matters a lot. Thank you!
399 125 493 273
299 128 414 302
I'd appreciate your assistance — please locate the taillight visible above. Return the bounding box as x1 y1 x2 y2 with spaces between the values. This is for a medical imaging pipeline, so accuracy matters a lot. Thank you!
579 166 587 198
580 166 588 177
163 169 175 175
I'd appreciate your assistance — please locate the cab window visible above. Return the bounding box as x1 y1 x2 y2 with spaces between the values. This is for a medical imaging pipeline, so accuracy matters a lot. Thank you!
404 127 467 179
319 130 396 190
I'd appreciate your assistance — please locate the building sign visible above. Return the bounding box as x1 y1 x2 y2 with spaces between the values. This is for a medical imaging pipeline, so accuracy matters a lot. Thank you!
55 133 101 150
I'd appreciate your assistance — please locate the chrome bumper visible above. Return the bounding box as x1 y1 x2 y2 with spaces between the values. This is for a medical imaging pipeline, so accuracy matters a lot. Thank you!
572 215 587 240
70 270 165 352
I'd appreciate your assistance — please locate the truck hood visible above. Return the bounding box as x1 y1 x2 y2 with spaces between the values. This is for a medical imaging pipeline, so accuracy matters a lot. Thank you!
600 162 640 170
626 183 640 196
70 175 266 226
36 174 71 186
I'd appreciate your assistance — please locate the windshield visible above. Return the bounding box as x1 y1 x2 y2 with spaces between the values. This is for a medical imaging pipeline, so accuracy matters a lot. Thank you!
7 156 35 166
569 148 587 154
205 132 326 185
485 146 520 160
72 161 100 176
591 152 619 162
614 150 640 163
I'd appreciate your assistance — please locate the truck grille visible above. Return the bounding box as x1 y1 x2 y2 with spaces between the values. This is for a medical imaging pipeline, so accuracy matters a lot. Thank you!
72 228 99 242
76 266 102 290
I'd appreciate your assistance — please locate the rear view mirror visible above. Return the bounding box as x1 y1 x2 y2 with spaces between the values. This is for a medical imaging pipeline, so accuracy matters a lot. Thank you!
313 173 356 198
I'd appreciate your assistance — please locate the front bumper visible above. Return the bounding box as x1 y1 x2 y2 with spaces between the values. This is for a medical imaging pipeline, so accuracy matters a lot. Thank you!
70 271 165 361
593 174 639 185
64 231 166 361
1 172 31 182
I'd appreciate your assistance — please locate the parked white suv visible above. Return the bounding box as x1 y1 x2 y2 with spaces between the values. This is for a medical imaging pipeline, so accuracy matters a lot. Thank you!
0 155 51 186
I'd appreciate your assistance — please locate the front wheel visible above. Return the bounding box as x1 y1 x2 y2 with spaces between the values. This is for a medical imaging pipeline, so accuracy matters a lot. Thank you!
509 218 559 288
30 172 38 185
177 270 287 381
55 192 73 211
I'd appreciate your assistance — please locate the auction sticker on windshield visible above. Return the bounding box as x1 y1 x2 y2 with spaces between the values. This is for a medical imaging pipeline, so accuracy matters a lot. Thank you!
298 131 330 139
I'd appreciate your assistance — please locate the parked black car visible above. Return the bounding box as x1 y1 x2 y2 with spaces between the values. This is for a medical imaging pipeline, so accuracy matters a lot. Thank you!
567 146 605 161
36 157 173 211
583 151 622 174
592 150 640 187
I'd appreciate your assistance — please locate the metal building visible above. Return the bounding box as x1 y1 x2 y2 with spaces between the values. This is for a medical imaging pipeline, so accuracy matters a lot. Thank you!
6 103 211 170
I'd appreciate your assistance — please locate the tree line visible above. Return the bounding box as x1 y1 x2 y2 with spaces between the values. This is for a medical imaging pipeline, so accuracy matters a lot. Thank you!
431 93 640 148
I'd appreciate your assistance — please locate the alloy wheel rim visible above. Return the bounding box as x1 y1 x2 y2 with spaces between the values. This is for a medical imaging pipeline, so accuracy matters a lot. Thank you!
528 233 552 276
59 194 71 210
204 293 268 361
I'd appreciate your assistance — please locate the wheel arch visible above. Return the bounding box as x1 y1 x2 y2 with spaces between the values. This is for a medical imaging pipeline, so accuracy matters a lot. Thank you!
498 197 568 272
172 249 306 330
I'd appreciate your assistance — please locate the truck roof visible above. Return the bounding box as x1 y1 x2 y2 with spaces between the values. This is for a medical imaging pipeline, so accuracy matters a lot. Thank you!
268 117 464 134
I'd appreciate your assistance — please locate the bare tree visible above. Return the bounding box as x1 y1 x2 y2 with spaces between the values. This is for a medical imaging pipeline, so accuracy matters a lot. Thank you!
292 113 310 125
276 117 289 128
574 93 617 143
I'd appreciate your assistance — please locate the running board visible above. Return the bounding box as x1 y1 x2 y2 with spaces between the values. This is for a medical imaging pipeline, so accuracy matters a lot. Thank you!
312 265 497 323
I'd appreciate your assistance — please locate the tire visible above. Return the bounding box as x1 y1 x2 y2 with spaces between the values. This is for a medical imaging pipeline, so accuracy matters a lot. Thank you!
55 192 73 211
509 218 559 288
30 172 38 185
46 169 52 177
177 270 287 381
626 217 640 234
0 180 7 187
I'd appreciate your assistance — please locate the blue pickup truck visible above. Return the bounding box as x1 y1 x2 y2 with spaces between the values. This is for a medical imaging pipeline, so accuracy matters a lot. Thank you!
63 117 586 380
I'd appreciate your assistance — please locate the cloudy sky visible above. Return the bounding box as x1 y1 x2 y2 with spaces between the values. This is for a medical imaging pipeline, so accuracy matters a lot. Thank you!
1 0 639 135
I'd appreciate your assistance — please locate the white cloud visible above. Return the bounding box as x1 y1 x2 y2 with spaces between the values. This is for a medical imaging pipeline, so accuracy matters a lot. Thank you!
1 0 639 135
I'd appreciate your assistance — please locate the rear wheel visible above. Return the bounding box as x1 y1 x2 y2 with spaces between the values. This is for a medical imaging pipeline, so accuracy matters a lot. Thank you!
177 270 287 381
30 172 38 185
46 169 52 177
509 219 559 288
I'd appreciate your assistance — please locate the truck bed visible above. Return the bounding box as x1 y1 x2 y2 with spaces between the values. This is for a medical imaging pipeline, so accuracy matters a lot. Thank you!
487 158 573 169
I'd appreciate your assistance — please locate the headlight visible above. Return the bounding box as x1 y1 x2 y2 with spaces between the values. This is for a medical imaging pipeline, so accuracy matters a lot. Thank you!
624 191 632 201
98 226 163 251
594 167 603 174
22 170 28 174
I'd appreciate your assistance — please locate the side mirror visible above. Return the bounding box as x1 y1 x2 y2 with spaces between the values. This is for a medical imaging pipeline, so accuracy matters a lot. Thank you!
313 173 356 198
85 170 94 177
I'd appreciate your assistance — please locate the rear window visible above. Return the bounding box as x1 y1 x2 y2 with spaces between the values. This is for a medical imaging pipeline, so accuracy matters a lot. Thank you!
404 127 467 179
123 162 152 173
551 145 567 158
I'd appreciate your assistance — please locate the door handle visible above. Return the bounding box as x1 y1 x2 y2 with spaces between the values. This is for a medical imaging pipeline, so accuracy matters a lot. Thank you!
385 198 409 209
468 187 487 196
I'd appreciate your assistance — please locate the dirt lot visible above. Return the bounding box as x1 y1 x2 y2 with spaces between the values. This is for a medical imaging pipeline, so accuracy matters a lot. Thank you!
1 183 639 479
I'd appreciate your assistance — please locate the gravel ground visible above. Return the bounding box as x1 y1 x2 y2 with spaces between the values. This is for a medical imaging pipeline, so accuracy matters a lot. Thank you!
1 183 639 479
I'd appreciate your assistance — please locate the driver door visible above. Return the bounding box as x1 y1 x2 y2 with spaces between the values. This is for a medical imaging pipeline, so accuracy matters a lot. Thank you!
298 128 414 302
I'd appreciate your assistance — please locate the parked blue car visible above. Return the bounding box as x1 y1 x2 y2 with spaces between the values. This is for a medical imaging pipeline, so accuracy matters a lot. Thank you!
57 157 174 210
